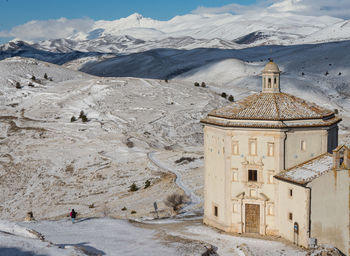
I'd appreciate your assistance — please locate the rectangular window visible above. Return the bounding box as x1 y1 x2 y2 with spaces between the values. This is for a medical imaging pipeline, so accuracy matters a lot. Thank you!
301 140 306 151
268 204 274 216
233 203 238 213
267 143 274 157
248 169 257 182
289 212 293 221
289 189 293 197
232 169 238 182
232 141 239 155
249 139 257 156
214 206 218 217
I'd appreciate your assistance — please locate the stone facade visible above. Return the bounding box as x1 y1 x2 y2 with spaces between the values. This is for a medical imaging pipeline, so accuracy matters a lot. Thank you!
201 61 348 254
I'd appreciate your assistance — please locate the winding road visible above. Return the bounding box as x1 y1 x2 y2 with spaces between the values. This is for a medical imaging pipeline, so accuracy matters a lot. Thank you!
147 151 202 216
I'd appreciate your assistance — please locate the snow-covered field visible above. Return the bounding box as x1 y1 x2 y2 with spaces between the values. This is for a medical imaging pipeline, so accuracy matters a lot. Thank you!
1 9 350 256
1 217 330 256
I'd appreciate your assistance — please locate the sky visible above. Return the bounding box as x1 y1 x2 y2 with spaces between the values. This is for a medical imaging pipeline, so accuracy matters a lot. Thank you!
0 0 349 43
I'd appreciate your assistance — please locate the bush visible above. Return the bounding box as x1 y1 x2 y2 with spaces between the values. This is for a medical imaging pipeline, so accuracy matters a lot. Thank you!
129 183 139 192
44 73 48 79
334 109 339 114
175 157 195 164
201 82 206 87
228 95 234 102
31 75 36 81
71 116 76 122
144 179 151 189
131 210 136 214
221 92 227 98
28 82 34 87
324 71 329 76
88 203 95 208
165 79 168 83
164 193 185 211
338 72 342 76
79 110 84 119
301 72 305 76
15 82 21 89
81 114 88 122
121 206 127 211
194 82 200 87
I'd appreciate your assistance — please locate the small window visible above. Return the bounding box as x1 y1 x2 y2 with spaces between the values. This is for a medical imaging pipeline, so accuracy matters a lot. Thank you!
233 203 238 213
268 205 274 215
248 169 257 182
267 143 274 156
289 212 293 221
249 139 257 156
214 206 218 217
232 169 238 182
301 140 306 151
232 141 239 155
289 189 293 197
274 77 277 85
268 78 271 88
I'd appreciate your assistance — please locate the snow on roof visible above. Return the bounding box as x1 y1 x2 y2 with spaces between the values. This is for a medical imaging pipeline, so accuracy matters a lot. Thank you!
201 91 341 128
275 154 333 185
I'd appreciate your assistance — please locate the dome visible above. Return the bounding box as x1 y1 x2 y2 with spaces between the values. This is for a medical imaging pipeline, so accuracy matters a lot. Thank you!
263 60 280 73
201 92 341 128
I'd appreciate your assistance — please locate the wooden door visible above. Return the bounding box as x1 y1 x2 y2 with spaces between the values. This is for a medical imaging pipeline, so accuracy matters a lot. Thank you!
245 204 260 233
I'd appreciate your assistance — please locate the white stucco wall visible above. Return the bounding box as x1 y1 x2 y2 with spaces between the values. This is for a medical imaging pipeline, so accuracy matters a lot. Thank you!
277 181 310 248
308 169 349 255
285 128 328 169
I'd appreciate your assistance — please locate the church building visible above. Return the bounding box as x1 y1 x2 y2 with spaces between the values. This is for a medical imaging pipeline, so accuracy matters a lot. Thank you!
201 60 349 255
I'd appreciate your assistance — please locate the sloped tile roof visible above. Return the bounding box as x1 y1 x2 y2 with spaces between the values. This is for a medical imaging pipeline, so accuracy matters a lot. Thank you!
209 92 334 121
274 154 333 185
201 91 342 128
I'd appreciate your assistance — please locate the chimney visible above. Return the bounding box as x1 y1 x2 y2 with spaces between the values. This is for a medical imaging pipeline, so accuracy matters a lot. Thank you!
344 147 350 169
332 149 340 169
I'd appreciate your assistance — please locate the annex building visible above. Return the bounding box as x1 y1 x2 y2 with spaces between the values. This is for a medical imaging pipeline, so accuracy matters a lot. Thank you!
201 60 349 255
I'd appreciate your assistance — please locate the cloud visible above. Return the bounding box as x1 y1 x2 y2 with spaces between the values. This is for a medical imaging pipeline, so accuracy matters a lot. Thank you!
0 17 94 42
192 0 350 19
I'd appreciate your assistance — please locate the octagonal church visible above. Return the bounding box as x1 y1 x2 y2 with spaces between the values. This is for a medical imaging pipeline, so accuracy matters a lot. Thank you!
201 60 350 254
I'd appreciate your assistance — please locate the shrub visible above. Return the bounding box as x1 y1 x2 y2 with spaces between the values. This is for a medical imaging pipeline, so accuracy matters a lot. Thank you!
221 92 227 98
338 72 342 76
324 71 329 76
194 82 200 87
79 110 84 119
129 183 139 192
49 78 53 81
15 82 21 89
301 72 304 76
88 203 95 208
121 206 127 211
144 179 151 189
164 193 185 211
131 210 136 214
201 82 206 87
81 114 88 122
28 82 34 87
44 73 48 79
228 95 234 102
71 116 76 122
165 79 168 83
334 109 339 114
175 157 195 164
31 75 36 81
126 140 134 148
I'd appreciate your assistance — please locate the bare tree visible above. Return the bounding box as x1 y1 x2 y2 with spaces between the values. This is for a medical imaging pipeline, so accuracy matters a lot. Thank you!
164 193 185 212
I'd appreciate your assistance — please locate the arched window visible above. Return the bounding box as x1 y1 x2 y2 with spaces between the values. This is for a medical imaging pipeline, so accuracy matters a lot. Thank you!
268 78 271 88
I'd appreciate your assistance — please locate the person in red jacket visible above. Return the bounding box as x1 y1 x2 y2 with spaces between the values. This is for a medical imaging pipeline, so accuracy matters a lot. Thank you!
70 209 77 223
